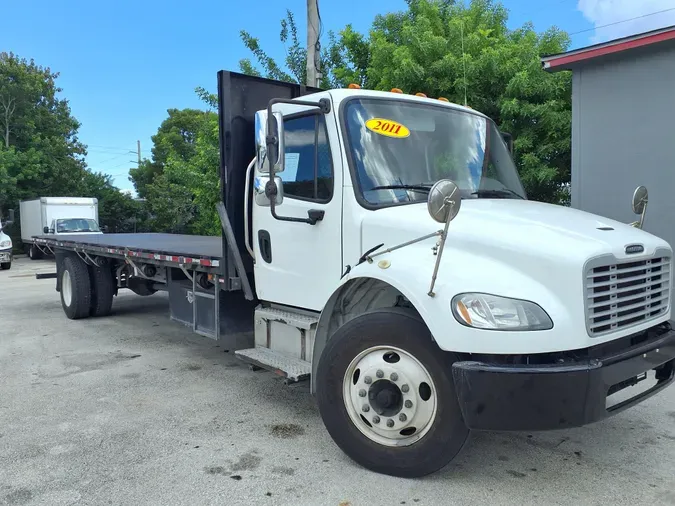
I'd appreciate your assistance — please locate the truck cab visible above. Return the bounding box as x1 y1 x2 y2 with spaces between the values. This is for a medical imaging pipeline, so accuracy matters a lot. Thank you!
242 82 674 476
45 217 103 235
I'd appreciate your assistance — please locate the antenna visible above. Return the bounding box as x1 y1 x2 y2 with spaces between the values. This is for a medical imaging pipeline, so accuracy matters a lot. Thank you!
460 20 467 107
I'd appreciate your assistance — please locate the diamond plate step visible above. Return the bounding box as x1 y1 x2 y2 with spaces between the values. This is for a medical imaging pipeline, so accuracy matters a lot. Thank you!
235 347 311 383
255 307 319 330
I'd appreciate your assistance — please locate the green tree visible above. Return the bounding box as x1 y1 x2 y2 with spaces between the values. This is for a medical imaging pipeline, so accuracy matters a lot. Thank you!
0 52 88 205
0 52 140 241
139 92 220 234
238 0 572 203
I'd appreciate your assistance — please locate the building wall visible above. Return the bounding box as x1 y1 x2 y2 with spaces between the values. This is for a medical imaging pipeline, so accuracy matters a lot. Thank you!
571 43 675 249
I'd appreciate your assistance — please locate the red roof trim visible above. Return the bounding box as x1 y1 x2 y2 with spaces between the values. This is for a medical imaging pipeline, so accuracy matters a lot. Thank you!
543 27 675 71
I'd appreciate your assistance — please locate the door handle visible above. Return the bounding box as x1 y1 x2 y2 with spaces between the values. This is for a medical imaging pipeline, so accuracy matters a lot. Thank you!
258 230 272 263
307 209 324 225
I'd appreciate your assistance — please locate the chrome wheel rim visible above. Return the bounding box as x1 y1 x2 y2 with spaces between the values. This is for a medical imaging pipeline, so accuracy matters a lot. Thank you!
342 345 438 447
62 270 72 307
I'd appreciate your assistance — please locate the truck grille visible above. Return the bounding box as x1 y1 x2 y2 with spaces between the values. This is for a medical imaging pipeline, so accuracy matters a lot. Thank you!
585 255 671 336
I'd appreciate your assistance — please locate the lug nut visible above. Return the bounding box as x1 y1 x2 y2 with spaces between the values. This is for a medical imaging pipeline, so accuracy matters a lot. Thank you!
386 419 395 428
376 370 384 378
362 404 370 412
404 400 413 409
372 416 380 424
390 372 399 381
401 384 410 393
358 389 366 397
399 413 407 422
364 376 372 385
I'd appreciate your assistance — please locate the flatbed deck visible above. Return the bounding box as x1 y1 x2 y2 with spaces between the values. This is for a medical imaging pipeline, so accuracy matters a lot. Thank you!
34 233 223 270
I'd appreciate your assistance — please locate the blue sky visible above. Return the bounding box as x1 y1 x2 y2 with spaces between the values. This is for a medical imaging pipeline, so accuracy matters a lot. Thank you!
2 0 671 192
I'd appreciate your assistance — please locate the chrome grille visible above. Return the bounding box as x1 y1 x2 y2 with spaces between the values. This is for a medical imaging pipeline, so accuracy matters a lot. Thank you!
585 255 671 336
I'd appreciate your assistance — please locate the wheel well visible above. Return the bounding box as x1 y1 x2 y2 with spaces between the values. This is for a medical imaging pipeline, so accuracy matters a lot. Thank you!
311 277 420 394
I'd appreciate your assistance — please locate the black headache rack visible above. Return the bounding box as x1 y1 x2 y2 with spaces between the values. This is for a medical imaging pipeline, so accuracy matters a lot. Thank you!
216 70 322 295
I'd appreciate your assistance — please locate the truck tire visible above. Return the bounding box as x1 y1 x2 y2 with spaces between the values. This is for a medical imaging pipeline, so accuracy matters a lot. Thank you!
315 307 469 478
29 244 43 260
60 256 92 319
0 262 10 270
89 265 114 317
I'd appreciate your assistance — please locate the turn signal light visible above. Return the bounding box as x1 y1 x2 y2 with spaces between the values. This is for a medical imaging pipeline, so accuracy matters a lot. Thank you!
348 83 361 89
390 88 403 94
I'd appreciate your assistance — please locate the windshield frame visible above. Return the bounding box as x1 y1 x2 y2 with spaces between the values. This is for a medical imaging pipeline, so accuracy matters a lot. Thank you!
338 95 527 211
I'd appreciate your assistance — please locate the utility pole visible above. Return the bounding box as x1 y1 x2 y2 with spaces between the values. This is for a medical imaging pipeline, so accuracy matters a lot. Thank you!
137 140 141 165
306 0 321 88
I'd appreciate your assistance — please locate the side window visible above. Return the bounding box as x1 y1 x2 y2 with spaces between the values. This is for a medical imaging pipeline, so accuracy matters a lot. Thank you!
281 114 333 201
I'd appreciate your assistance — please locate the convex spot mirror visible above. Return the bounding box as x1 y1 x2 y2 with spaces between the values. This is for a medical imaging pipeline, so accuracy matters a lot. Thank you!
427 179 461 223
254 175 284 207
632 185 648 215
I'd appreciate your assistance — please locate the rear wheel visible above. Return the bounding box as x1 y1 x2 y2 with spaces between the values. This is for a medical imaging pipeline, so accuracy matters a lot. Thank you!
0 262 10 270
89 265 114 316
29 244 43 260
316 307 469 478
60 256 91 319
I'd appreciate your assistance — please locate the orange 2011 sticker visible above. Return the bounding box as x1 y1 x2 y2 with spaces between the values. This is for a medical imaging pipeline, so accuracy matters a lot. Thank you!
365 118 410 138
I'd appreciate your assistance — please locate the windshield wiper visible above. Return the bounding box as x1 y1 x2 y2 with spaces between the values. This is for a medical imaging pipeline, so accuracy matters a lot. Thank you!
471 189 524 199
369 184 432 193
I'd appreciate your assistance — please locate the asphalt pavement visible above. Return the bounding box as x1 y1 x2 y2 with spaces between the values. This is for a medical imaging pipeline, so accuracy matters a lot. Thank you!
1 257 674 506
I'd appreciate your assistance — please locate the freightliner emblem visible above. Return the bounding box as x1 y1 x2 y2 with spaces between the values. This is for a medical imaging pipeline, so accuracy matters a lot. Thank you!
625 244 645 255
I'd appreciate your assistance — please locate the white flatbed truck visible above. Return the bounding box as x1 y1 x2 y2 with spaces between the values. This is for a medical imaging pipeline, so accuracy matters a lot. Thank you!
33 71 675 477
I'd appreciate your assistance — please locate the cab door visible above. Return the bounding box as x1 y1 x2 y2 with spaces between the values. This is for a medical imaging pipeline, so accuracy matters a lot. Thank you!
251 98 343 311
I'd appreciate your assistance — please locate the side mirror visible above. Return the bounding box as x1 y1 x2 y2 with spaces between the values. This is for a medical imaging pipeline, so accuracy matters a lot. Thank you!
5 209 14 225
101 225 109 233
43 226 49 234
266 111 285 175
501 131 514 155
254 175 284 207
630 185 648 229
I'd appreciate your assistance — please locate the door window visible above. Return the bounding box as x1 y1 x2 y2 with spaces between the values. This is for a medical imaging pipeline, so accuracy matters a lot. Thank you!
281 114 333 202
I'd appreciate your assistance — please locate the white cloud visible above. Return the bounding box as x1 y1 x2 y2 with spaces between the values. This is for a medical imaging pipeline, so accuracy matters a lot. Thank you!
577 0 675 43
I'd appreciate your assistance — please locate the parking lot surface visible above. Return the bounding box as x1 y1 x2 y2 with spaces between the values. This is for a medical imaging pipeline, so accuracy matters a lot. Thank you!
1 257 675 506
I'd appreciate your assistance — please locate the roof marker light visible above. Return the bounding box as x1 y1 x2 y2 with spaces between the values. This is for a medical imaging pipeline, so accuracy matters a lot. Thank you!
348 83 361 89
438 97 449 102
415 92 427 97
390 88 403 94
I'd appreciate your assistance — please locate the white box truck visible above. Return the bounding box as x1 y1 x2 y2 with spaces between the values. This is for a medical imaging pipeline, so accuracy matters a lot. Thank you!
20 197 101 259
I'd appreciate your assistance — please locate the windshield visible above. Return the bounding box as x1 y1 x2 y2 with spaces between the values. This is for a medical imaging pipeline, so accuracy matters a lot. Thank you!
56 218 100 233
342 98 527 207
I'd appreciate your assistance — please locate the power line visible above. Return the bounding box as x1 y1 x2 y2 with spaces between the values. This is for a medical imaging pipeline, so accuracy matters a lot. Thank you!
567 7 675 36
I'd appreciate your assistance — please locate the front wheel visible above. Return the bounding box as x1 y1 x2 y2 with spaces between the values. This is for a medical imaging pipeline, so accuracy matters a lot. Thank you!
315 307 469 478
0 262 10 270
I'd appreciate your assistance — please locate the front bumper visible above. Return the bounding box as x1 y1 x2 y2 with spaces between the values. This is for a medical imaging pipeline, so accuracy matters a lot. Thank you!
452 322 675 431
0 248 12 263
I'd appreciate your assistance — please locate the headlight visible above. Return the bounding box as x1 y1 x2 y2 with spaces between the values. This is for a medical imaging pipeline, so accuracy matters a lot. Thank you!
451 293 553 331
0 240 11 248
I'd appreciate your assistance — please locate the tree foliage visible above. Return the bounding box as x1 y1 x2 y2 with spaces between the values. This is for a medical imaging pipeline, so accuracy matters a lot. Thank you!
131 93 220 235
238 0 572 203
0 52 140 243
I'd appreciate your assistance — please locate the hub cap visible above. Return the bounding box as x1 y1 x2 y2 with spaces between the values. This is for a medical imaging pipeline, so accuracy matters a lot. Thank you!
62 270 73 307
343 345 437 447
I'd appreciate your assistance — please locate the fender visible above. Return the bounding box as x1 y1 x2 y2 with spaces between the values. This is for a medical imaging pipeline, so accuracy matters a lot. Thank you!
310 239 600 394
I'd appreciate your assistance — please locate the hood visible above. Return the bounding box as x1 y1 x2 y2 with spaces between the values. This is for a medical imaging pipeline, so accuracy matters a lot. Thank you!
360 199 671 264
